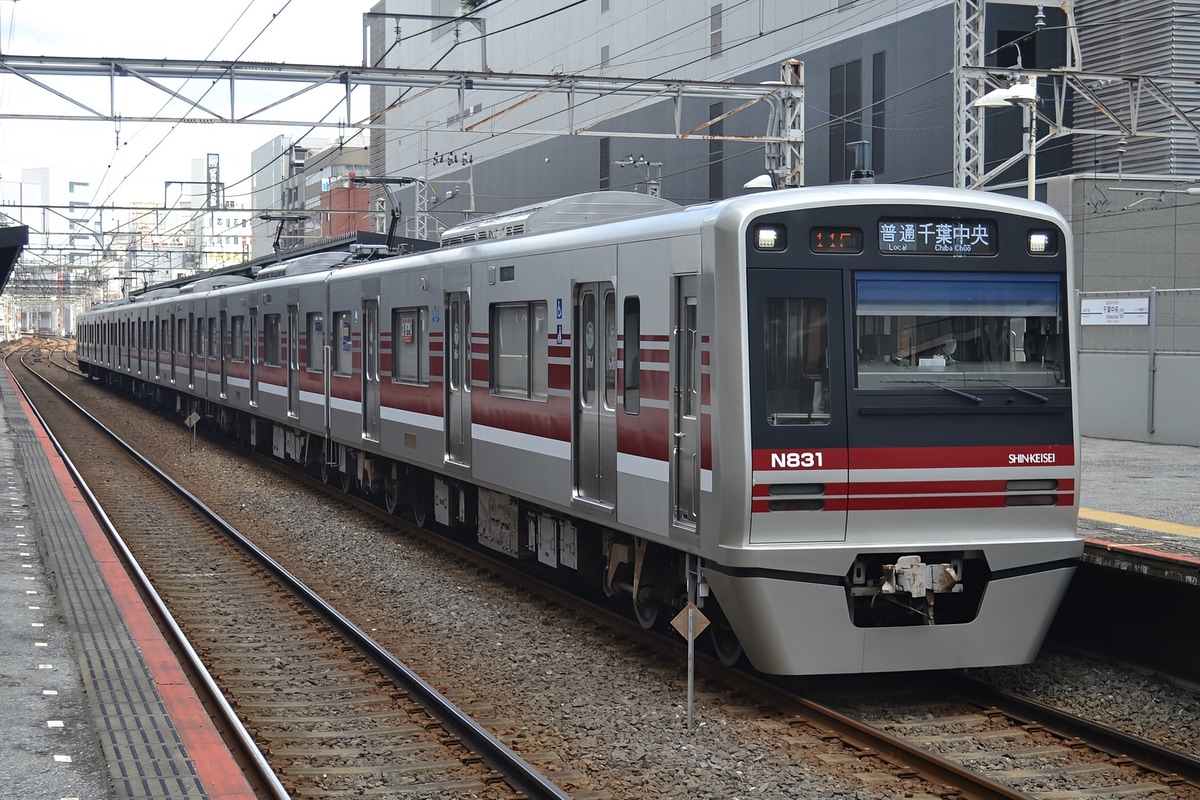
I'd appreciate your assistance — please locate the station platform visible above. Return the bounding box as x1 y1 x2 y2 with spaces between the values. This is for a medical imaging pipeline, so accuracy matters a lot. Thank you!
1077 436 1200 585
0 363 256 800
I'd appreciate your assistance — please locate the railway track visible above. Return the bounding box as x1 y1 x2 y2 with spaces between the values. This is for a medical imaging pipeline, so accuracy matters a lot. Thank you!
9 341 577 800
15 336 1200 800
795 672 1200 800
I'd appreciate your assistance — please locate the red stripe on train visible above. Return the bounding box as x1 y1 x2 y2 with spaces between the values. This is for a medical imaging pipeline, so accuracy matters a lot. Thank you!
751 493 1075 513
751 444 1075 472
753 478 1077 498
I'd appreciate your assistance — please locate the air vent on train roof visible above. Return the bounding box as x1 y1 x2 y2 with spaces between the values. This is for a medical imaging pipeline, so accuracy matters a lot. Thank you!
439 190 679 246
254 251 354 280
132 287 182 301
178 275 253 294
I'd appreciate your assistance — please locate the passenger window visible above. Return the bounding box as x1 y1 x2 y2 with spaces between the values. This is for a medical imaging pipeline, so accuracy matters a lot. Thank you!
231 315 245 362
490 301 548 400
307 311 324 370
623 296 640 414
391 307 429 384
333 310 352 375
264 314 282 366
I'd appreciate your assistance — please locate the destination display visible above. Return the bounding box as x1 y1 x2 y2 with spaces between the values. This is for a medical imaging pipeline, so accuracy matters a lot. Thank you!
809 226 864 253
878 218 998 255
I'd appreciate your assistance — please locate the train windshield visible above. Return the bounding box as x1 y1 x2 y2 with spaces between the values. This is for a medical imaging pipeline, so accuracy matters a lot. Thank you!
853 271 1067 390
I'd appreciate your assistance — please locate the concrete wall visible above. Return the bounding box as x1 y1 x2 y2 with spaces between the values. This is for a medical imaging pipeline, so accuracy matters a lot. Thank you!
1055 175 1200 445
1079 353 1200 445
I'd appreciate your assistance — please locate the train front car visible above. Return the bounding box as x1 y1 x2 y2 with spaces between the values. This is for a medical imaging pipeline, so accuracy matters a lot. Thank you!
702 185 1083 675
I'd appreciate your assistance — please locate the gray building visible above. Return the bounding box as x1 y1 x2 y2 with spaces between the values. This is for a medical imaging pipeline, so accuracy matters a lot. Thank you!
362 0 1198 444
250 137 371 259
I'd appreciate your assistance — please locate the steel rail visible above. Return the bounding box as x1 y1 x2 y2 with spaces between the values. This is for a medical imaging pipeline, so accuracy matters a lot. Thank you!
11 349 292 800
16 350 573 800
949 673 1200 788
238 427 1038 800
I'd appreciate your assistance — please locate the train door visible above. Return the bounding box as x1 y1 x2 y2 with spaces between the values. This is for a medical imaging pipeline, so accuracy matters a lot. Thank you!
219 309 229 398
574 282 617 507
746 268 849 543
170 313 178 383
362 298 380 441
287 305 299 418
444 291 471 466
672 276 700 528
188 312 196 389
154 313 163 380
249 309 259 406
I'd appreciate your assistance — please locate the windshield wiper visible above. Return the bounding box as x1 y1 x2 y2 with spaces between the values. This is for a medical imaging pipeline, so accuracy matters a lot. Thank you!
987 380 1049 403
922 382 983 404
878 378 984 403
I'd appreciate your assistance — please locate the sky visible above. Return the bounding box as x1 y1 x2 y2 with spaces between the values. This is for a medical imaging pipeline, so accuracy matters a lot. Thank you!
0 0 383 210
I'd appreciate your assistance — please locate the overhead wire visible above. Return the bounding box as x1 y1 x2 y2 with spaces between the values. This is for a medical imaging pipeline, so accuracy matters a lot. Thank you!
397 3 1179 228
90 0 297 238
13 0 299 259
374 0 939 194
11 0 1192 263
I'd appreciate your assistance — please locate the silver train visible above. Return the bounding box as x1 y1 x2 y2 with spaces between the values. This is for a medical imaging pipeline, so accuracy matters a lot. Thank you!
77 185 1084 675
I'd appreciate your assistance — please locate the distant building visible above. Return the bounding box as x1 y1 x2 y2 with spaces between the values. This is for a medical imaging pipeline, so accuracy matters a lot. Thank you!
318 177 372 238
361 0 1200 444
251 136 370 259
0 167 104 334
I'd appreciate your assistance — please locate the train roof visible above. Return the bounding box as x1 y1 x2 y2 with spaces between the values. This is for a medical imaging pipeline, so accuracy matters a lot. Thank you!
83 186 1069 315
439 191 679 246
87 298 130 311
179 275 254 294
255 251 356 280
132 287 182 301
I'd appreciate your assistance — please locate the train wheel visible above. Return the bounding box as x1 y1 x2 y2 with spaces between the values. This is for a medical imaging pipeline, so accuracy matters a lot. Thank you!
708 610 744 667
320 460 332 485
405 473 434 529
408 486 432 528
410 502 430 529
632 596 660 629
339 468 353 494
383 475 400 515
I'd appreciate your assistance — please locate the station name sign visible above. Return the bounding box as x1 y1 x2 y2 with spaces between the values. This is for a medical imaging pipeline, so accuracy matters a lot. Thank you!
879 218 998 255
1080 297 1149 326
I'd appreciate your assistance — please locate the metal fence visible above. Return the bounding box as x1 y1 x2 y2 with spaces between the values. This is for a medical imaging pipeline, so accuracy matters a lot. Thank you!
1075 287 1200 440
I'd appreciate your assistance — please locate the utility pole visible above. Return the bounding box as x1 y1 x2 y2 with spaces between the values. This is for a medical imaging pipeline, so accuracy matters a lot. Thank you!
954 0 1082 191
762 59 805 189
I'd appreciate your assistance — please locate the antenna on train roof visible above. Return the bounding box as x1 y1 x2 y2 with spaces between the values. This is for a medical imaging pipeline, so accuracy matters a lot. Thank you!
352 175 428 255
848 141 875 184
258 213 309 263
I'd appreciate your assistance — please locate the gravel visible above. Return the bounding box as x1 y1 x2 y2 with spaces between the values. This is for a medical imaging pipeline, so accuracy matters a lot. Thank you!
68 379 1200 799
